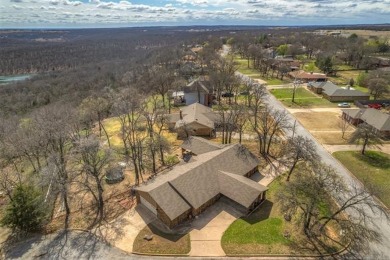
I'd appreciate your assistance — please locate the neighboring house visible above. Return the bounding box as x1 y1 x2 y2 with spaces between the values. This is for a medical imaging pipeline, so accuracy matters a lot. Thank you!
168 103 220 139
135 137 267 228
341 108 390 137
289 70 328 83
308 81 370 102
172 90 185 105
274 57 301 71
183 78 214 106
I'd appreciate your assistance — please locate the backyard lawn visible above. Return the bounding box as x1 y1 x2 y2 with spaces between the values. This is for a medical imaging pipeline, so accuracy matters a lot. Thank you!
133 224 190 255
270 88 336 108
333 151 390 208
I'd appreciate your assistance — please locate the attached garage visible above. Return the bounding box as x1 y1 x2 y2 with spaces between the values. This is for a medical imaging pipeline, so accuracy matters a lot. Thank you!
139 195 157 215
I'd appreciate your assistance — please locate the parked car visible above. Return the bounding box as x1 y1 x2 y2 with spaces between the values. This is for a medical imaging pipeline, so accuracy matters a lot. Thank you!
368 103 382 110
338 102 350 108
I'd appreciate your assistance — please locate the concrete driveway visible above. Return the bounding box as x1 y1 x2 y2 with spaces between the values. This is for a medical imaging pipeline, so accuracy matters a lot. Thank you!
96 204 156 253
189 198 243 257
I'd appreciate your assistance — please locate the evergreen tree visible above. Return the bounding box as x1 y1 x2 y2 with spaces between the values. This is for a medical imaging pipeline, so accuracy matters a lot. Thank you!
1 184 47 232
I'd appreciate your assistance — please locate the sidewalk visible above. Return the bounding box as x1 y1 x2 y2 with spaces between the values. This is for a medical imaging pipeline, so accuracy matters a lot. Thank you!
323 144 390 154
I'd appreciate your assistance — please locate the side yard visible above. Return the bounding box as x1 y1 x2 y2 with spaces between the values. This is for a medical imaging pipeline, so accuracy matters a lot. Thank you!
270 87 337 108
293 111 355 145
221 175 343 255
333 151 390 208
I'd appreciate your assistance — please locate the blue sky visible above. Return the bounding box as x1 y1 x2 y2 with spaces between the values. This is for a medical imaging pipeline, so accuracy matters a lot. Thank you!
1 0 389 28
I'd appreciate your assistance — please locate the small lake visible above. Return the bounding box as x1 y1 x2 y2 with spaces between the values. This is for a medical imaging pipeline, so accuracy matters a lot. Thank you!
0 74 33 85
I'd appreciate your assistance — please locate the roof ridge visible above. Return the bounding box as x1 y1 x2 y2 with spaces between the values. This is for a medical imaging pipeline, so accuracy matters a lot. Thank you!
167 181 193 208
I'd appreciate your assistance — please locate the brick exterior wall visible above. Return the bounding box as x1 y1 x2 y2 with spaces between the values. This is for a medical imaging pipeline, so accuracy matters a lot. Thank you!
192 194 221 216
323 94 370 102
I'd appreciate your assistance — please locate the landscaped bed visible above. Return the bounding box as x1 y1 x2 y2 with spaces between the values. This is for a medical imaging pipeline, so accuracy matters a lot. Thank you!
133 224 190 255
333 151 390 208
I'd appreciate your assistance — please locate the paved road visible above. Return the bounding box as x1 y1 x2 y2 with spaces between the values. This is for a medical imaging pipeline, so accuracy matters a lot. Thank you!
3 231 136 260
238 71 390 258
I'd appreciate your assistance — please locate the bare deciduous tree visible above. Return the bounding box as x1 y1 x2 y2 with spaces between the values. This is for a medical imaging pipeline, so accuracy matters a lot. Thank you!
276 163 389 254
349 123 383 155
77 135 112 223
282 135 319 181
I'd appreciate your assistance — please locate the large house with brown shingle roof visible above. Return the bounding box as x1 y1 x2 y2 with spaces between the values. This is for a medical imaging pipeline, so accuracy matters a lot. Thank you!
135 137 267 228
288 70 328 83
308 81 370 102
168 103 220 139
342 108 390 137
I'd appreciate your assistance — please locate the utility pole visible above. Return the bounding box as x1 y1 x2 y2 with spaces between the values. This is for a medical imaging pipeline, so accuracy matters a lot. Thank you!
292 73 301 103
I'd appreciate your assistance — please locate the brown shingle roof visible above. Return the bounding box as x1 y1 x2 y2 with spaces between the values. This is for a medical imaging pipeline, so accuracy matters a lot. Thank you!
341 108 365 119
135 141 265 220
342 108 390 131
218 171 267 208
361 108 390 131
175 103 217 129
310 82 370 97
289 70 327 80
181 136 223 155
149 183 191 220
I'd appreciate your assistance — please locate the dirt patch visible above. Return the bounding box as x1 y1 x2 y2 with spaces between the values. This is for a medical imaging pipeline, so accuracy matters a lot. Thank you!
294 111 356 145
133 223 190 255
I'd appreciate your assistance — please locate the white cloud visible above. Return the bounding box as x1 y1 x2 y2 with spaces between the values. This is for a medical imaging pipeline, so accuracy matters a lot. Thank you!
0 0 389 27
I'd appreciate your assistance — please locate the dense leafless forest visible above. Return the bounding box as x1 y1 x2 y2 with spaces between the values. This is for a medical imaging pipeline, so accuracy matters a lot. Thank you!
1 25 389 114
0 27 230 114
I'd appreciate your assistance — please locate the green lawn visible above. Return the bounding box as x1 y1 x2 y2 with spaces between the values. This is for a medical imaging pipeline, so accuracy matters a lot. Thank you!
270 88 317 99
270 88 336 108
133 224 190 255
222 180 292 255
333 151 390 208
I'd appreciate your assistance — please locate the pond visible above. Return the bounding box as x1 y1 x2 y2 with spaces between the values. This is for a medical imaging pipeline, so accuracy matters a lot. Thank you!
0 74 33 85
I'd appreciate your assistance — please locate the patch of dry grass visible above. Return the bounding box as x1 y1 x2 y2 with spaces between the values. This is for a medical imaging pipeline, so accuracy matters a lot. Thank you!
294 111 356 145
133 224 190 255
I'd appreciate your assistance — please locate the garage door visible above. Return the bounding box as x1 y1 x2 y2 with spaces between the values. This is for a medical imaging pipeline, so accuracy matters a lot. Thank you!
140 196 157 215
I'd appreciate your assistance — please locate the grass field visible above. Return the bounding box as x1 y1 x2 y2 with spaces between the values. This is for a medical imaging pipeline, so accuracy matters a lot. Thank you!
133 224 191 255
338 29 390 39
333 151 390 208
270 88 336 108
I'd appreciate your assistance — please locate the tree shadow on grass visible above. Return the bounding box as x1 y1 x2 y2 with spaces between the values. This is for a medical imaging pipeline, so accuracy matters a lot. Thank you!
242 200 273 225
354 151 390 170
